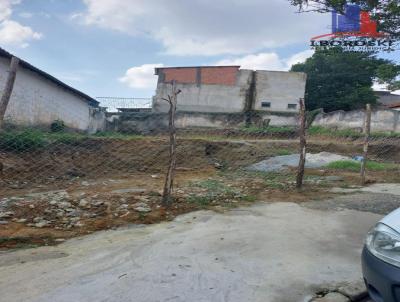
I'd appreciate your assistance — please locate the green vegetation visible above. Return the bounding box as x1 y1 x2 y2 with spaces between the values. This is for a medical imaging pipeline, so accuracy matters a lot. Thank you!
50 119 66 133
187 195 214 206
289 0 400 40
308 126 400 139
0 129 47 152
187 179 255 206
308 126 363 139
250 171 296 190
291 48 400 112
275 148 293 156
0 130 89 152
0 129 144 152
327 160 397 172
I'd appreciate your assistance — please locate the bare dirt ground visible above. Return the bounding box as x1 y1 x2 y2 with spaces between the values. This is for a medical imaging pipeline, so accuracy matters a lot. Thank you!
1 136 399 250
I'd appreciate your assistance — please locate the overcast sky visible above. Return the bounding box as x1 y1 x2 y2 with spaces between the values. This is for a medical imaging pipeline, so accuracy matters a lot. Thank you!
1 0 398 100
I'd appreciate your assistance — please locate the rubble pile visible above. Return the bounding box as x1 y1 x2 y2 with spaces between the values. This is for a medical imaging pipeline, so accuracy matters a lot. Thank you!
0 190 158 230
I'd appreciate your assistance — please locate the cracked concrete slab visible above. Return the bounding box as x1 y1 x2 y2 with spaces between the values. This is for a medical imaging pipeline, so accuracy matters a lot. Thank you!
0 201 381 302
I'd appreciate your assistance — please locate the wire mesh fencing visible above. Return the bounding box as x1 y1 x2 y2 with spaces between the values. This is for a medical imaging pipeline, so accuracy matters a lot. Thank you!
1 104 400 242
0 111 304 193
1 108 400 195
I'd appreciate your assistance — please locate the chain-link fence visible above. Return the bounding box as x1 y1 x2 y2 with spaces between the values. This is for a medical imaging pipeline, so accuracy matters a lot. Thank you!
1 105 399 194
1 101 399 248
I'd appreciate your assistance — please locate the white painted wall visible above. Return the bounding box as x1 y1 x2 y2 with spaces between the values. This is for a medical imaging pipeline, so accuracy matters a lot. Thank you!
0 57 93 130
313 109 400 132
254 71 306 112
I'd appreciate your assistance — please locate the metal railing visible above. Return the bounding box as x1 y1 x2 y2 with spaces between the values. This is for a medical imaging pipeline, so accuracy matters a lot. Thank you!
96 97 152 112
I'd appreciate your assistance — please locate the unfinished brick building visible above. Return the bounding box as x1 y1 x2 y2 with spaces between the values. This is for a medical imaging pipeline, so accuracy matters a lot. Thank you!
153 66 306 113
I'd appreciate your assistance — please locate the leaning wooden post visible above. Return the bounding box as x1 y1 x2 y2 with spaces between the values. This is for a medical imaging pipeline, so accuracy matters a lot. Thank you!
162 81 181 207
360 103 372 185
0 56 19 129
296 98 306 189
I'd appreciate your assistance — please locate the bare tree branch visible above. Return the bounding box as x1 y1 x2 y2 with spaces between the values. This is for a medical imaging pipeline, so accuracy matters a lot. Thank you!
162 81 180 207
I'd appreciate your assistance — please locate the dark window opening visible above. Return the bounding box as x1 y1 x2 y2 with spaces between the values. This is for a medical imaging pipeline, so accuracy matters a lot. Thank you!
288 103 297 109
261 102 271 108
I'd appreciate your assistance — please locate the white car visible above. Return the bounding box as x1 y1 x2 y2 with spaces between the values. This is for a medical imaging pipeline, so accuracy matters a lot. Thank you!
362 207 400 302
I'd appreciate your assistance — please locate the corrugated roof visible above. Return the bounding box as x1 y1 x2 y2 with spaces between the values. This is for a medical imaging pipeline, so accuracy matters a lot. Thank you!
0 47 99 107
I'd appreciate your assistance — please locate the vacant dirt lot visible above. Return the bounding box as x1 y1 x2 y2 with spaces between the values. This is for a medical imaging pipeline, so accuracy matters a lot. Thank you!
1 136 399 250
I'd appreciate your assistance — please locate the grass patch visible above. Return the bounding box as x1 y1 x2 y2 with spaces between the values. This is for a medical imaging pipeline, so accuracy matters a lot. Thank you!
327 160 397 172
187 195 214 206
239 194 257 202
309 126 400 139
274 148 293 156
248 171 296 190
0 130 90 151
0 129 47 152
191 179 233 191
187 179 253 206
308 126 363 139
0 129 145 152
369 131 400 139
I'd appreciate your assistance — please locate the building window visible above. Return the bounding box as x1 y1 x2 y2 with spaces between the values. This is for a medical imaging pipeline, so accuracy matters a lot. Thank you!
288 103 297 110
261 102 271 108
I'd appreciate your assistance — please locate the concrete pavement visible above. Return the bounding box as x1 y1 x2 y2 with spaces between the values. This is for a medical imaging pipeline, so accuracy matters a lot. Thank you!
0 200 384 302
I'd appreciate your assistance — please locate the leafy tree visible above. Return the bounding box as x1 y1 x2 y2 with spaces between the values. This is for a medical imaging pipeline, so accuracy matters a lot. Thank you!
289 0 400 37
290 48 400 112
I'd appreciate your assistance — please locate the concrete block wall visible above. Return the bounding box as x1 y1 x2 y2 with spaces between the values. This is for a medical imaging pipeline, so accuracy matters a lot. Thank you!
254 71 307 112
313 109 400 132
109 109 400 134
153 68 251 113
107 111 299 134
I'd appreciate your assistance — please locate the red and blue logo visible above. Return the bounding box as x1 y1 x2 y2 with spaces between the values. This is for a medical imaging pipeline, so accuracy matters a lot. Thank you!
311 4 397 51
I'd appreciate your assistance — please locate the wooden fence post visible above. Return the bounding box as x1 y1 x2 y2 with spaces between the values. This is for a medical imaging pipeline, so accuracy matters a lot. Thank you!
296 98 306 189
0 56 19 129
360 103 372 185
162 81 181 207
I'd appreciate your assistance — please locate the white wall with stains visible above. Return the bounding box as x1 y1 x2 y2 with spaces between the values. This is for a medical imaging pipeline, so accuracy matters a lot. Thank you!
0 57 94 131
